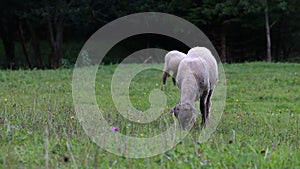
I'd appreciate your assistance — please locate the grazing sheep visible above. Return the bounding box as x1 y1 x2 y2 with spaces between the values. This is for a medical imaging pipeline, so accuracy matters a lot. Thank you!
169 47 218 129
162 50 186 86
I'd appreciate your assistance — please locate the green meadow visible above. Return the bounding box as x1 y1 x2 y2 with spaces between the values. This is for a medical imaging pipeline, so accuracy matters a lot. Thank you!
0 62 299 168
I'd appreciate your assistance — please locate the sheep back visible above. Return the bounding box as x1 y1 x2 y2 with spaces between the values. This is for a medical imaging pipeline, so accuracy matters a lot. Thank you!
176 57 210 103
187 47 218 88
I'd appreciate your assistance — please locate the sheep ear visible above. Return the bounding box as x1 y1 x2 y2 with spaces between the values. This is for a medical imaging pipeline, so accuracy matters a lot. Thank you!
168 107 175 114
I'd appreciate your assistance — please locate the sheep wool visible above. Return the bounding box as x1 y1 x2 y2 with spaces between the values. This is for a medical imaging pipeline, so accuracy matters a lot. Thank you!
169 47 218 128
162 50 186 85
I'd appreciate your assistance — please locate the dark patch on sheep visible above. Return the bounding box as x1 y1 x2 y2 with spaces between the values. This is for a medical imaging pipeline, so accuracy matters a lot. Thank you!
162 71 170 85
162 71 177 86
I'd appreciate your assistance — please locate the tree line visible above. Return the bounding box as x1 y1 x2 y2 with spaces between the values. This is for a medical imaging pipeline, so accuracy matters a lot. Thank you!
0 0 299 69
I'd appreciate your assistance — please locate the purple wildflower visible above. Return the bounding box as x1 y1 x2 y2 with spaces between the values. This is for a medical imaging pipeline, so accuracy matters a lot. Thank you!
111 126 119 132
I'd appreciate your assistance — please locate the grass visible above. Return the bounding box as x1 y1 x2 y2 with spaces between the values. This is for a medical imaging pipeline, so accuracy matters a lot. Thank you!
0 62 299 168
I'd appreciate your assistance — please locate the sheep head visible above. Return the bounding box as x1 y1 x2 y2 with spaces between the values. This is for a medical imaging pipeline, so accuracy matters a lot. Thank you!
168 103 200 130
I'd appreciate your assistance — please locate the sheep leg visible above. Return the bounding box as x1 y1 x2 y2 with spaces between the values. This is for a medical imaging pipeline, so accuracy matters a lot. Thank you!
172 77 176 85
206 89 213 119
162 72 170 85
172 72 177 85
200 90 208 126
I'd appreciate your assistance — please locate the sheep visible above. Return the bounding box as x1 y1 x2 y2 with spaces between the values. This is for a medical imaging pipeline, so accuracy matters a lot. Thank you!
168 47 218 129
162 50 186 86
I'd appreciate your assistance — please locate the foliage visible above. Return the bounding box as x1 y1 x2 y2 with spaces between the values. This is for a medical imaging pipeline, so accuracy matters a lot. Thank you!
0 63 299 168
0 0 300 68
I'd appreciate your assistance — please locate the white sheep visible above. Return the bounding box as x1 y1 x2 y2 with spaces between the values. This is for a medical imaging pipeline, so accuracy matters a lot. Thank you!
168 47 218 129
162 50 186 86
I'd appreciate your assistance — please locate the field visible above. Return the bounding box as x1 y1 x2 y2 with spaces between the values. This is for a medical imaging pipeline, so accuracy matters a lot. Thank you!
0 62 299 168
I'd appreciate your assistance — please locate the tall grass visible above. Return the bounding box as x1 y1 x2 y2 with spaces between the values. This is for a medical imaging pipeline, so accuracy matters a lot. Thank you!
0 62 299 168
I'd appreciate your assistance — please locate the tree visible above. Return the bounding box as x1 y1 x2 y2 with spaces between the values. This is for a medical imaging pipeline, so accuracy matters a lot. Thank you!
0 0 299 68
0 18 16 69
245 0 292 62
44 0 74 68
264 1 272 62
18 20 32 68
273 0 300 61
21 1 45 69
0 0 21 69
186 0 243 63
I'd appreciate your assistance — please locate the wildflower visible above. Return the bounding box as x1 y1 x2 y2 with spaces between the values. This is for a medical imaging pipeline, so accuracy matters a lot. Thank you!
4 98 8 102
137 119 141 123
140 133 144 137
111 126 119 132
